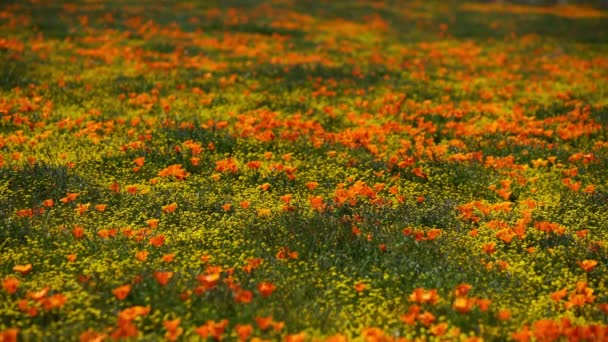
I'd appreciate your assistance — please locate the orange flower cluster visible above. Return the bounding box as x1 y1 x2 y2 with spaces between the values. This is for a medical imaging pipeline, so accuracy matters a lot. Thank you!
215 158 239 173
513 318 608 342
195 319 228 340
110 305 150 339
551 282 596 310
14 287 67 317
158 164 189 180
402 227 442 241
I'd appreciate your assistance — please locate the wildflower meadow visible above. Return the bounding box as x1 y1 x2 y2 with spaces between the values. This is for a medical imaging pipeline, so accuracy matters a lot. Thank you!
1 0 607 341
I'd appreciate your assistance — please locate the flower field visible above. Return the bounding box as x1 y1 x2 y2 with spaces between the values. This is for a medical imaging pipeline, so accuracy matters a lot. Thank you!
1 0 608 340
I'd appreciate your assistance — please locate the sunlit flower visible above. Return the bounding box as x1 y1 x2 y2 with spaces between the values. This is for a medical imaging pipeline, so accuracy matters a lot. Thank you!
162 202 177 214
579 259 598 272
13 264 32 275
453 297 475 314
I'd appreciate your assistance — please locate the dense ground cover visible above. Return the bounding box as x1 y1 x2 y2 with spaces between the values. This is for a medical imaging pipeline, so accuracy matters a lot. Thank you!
1 0 607 340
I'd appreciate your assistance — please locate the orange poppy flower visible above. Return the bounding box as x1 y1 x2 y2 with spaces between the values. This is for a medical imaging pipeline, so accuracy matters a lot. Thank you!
75 203 90 215
200 254 211 263
235 324 253 342
361 327 390 341
135 251 148 261
28 287 49 300
125 185 138 194
146 219 159 228
162 202 177 213
454 283 472 297
477 298 491 311
78 329 106 342
42 199 54 207
285 332 306 342
153 271 173 286
197 273 220 289
453 297 475 314
13 264 32 275
2 277 19 294
215 158 238 173
482 242 496 254
15 209 34 218
412 167 428 180
116 227 130 238
163 319 182 342
430 322 448 337
309 196 325 211
426 228 442 240
497 260 509 271
118 305 150 322
133 157 145 167
417 311 436 327
280 194 293 205
354 282 367 292
511 325 532 342
246 160 262 169
579 259 598 272
97 229 116 239
257 282 276 297
149 235 165 247
325 333 348 342
583 184 596 194
112 285 131 300
0 328 19 342
532 319 561 342
497 309 511 321
305 181 319 190
255 316 273 330
60 192 79 203
196 319 228 340
409 288 440 304
158 164 189 180
108 182 120 193
234 289 253 303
